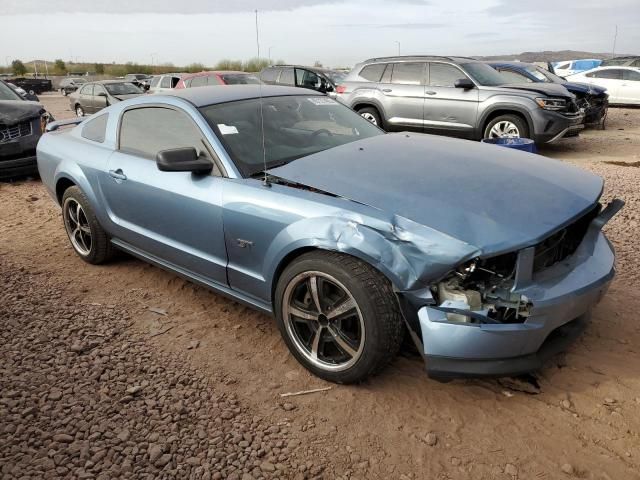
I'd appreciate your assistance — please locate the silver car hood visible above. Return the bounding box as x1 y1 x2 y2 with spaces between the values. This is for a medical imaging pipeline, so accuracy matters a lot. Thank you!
268 133 603 256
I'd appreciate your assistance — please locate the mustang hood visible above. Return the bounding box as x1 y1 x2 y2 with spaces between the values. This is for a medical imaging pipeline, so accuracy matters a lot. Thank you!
269 133 603 255
0 100 45 125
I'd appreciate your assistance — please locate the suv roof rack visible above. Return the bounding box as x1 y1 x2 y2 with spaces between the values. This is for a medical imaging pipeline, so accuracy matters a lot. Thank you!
362 55 477 63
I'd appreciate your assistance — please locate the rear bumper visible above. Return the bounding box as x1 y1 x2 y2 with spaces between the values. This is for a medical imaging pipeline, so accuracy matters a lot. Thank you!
400 222 616 379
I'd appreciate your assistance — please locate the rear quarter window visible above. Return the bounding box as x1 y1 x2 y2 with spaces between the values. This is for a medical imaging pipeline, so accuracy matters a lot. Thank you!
81 114 108 143
359 64 386 82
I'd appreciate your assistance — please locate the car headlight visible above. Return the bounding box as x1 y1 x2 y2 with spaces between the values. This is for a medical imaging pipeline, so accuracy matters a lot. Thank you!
535 97 567 111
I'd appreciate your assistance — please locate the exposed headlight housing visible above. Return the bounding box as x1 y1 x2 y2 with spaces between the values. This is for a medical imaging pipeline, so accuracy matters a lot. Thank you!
535 97 567 111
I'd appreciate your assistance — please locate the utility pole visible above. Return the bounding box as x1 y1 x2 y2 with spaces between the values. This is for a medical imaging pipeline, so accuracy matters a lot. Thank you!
395 41 401 55
611 25 618 58
255 10 260 60
268 46 273 64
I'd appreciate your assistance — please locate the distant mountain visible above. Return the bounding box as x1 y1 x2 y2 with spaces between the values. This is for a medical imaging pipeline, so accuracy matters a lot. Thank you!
475 50 635 63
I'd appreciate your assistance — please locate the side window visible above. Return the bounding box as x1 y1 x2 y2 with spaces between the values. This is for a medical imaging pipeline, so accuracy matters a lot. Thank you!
297 69 320 89
261 68 280 83
80 84 93 95
496 69 531 83
295 68 305 86
119 107 210 161
278 68 295 85
594 69 622 79
190 75 208 87
160 76 171 88
380 64 392 83
93 85 107 96
555 62 570 70
623 69 640 81
207 75 223 85
81 114 108 143
391 63 425 85
359 64 386 82
150 76 160 87
171 77 180 88
429 63 467 87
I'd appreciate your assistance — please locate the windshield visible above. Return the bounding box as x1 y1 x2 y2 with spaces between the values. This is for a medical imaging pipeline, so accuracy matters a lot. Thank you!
0 80 22 101
533 66 566 83
72 78 87 84
324 70 347 84
105 82 143 95
462 62 509 86
220 74 261 85
200 95 383 177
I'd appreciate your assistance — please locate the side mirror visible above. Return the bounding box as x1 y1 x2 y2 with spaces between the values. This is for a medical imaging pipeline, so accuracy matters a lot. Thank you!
454 78 475 90
156 147 213 174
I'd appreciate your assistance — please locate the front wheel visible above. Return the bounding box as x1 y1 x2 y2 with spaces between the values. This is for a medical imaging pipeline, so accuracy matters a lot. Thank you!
357 107 382 127
483 114 529 139
275 251 404 384
75 105 85 117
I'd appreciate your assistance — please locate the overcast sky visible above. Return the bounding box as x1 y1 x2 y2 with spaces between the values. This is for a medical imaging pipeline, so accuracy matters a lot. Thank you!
2 0 638 67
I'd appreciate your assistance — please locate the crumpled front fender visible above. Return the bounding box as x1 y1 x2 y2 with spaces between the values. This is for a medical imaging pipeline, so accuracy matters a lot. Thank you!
265 211 480 293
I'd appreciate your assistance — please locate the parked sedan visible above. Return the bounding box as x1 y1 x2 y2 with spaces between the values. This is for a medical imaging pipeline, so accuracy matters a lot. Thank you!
0 80 51 179
59 77 87 96
260 65 344 94
69 81 144 116
567 67 640 105
488 61 609 126
38 86 621 383
175 71 261 89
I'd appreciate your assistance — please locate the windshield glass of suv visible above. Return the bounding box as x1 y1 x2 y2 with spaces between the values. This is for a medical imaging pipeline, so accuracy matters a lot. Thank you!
220 74 261 85
105 82 143 95
325 71 347 84
462 63 510 86
0 81 22 100
200 95 383 177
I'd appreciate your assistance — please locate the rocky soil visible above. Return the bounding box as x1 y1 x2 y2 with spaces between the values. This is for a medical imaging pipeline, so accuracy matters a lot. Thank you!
1 96 640 479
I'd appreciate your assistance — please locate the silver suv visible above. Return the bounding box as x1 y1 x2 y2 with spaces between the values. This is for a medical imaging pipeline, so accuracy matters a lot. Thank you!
336 56 584 143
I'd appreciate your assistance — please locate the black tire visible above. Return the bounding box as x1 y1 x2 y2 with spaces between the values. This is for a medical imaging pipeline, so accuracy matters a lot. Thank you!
274 251 404 384
357 106 382 128
483 114 529 139
61 186 114 265
75 105 84 117
61 88 68 96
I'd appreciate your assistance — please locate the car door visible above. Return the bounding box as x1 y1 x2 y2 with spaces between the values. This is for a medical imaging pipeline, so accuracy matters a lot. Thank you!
584 69 623 102
100 105 228 285
92 84 109 113
79 84 93 111
422 62 479 138
376 62 426 131
619 69 640 104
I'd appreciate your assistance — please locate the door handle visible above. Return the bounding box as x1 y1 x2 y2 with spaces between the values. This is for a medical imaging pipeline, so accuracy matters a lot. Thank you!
425 91 437 95
108 169 127 181
381 88 392 93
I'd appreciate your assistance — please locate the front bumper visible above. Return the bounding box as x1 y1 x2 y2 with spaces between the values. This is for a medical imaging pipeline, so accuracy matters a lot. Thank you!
0 118 41 180
399 203 620 379
531 109 585 144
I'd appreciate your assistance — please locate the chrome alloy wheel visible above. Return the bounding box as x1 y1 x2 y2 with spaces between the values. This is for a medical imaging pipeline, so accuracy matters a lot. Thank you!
360 112 378 125
282 271 365 372
488 120 520 138
63 198 92 256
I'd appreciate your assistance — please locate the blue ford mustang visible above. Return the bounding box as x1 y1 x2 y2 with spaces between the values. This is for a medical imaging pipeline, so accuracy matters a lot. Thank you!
37 85 622 383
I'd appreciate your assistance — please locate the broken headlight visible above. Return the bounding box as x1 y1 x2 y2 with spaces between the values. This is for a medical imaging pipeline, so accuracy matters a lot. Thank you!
535 97 567 111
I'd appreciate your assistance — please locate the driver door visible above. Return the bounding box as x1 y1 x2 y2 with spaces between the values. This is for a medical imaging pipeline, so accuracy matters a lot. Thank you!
92 84 109 113
99 105 228 285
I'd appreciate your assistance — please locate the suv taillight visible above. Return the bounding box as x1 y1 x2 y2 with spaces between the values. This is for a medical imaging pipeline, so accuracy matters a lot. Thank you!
336 85 346 94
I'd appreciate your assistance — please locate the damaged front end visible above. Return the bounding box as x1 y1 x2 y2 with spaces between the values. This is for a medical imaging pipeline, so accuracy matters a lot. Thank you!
397 199 623 379
575 91 609 127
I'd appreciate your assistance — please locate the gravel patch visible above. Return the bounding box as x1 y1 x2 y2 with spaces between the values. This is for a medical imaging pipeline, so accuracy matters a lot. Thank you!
0 257 315 480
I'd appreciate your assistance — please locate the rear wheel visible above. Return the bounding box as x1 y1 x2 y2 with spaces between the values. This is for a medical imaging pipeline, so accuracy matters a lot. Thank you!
483 114 529 139
75 105 85 117
61 186 114 264
275 251 404 384
357 107 382 127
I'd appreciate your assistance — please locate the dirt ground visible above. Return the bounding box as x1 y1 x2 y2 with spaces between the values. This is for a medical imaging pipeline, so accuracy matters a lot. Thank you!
2 93 640 480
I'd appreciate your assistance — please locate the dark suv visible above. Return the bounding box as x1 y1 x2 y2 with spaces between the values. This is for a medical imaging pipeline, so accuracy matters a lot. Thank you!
336 56 584 143
260 65 346 94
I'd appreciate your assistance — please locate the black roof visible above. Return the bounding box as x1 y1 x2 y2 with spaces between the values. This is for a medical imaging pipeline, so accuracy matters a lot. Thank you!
162 85 317 107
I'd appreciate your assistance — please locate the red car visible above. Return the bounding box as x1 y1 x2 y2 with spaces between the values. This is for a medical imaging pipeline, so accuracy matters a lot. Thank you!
175 71 261 89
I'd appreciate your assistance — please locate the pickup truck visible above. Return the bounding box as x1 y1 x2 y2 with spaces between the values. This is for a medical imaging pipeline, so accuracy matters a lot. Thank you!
9 77 53 94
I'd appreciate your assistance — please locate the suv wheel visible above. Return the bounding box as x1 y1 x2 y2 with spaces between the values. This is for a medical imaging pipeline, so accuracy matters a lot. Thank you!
275 251 404 384
484 114 529 139
357 107 382 127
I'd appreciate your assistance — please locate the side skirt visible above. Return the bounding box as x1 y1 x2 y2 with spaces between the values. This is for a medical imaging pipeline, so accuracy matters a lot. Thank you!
110 238 273 315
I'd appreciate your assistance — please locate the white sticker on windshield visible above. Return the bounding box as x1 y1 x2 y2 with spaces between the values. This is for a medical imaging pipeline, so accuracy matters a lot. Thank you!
307 97 337 106
218 124 239 135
